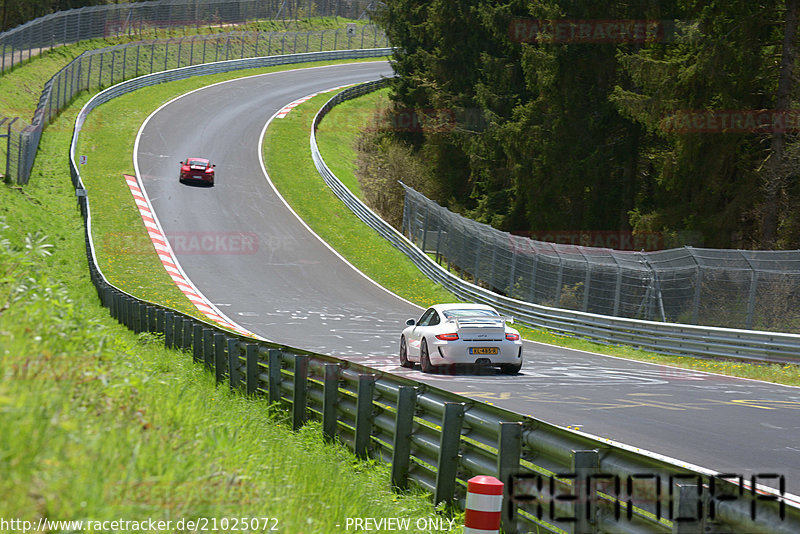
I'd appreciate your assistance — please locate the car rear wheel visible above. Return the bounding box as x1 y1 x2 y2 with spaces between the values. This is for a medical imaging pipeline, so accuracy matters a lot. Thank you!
420 339 435 373
399 337 414 369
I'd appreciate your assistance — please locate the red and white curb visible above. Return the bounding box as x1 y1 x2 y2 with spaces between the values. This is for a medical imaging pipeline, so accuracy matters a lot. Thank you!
275 84 354 118
123 174 253 337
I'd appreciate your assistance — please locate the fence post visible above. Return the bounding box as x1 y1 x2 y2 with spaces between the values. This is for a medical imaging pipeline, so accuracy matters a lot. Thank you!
322 363 340 441
391 385 417 490
354 374 376 459
268 349 282 405
435 402 465 506
292 354 309 430
214 332 226 382
498 422 522 534
227 338 240 390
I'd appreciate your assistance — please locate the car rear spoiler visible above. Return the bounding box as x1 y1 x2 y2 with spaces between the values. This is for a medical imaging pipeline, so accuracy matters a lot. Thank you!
449 315 514 326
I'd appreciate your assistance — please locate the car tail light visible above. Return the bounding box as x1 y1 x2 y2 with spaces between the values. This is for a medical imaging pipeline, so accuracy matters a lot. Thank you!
505 332 520 341
435 333 459 341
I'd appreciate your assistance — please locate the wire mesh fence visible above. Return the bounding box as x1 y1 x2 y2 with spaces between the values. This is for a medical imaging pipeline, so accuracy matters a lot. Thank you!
2 25 387 185
0 0 378 73
402 184 800 333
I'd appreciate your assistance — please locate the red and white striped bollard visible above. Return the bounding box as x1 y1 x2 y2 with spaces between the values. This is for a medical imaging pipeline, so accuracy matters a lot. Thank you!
464 475 504 534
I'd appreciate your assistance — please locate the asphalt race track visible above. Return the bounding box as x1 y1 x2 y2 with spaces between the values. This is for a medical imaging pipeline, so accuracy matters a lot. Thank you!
134 61 800 495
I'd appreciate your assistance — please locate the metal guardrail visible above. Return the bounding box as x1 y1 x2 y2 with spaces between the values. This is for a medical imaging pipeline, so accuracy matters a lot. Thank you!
310 80 800 366
62 54 800 533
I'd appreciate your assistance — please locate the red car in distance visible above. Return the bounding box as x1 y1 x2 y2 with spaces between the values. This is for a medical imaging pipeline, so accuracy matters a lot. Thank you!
179 157 215 186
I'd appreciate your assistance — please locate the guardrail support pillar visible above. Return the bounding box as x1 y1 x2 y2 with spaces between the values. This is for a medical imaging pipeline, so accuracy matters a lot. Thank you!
354 374 376 459
214 333 226 382
498 422 522 534
227 339 240 390
571 450 599 534
164 311 174 348
138 303 147 335
146 306 156 333
292 354 308 431
391 385 417 490
182 319 192 348
246 345 259 395
202 328 213 369
173 316 183 348
268 349 283 405
435 402 465 506
672 484 704 534
192 324 203 363
322 363 340 441
156 308 165 335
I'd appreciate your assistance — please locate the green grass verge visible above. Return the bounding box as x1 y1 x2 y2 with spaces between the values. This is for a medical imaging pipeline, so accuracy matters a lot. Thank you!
264 90 457 308
290 87 800 388
1 67 452 532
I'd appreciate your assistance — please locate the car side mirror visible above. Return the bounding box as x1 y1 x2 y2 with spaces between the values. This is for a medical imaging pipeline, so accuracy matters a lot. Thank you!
180 161 184 164
406 318 416 326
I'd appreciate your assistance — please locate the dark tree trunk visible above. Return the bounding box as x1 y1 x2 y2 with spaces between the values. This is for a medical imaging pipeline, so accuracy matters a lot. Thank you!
762 0 799 248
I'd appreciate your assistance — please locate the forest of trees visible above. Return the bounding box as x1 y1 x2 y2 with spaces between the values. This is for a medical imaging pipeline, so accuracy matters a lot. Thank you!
366 0 800 250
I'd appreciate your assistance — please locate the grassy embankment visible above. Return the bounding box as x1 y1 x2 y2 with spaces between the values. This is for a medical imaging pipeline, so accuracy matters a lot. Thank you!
0 24 453 532
276 89 800 387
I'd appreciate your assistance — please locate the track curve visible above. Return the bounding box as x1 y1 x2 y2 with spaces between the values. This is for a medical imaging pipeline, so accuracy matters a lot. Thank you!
134 61 800 494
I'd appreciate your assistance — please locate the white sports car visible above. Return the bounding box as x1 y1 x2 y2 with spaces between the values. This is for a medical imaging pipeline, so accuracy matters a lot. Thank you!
400 303 523 374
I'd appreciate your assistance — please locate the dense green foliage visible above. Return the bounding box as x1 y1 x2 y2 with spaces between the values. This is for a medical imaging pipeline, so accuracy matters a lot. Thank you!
373 0 800 249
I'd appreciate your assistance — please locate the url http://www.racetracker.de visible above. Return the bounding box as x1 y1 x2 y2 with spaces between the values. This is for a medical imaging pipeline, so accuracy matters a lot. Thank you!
0 517 280 532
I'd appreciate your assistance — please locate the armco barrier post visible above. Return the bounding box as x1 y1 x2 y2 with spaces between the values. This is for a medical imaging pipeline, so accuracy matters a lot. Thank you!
202 329 213 369
292 354 308 431
139 303 147 335
435 402 465 505
156 308 165 336
164 311 174 348
322 363 340 441
245 344 259 395
173 316 184 348
354 374 376 459
572 450 599 534
498 422 522 534
182 320 192 348
464 476 504 534
192 324 203 363
268 349 282 405
391 385 417 490
214 333 226 382
147 305 156 333
227 339 240 390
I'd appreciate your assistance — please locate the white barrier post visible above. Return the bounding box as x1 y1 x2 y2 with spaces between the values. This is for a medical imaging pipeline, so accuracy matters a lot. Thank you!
464 475 503 534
